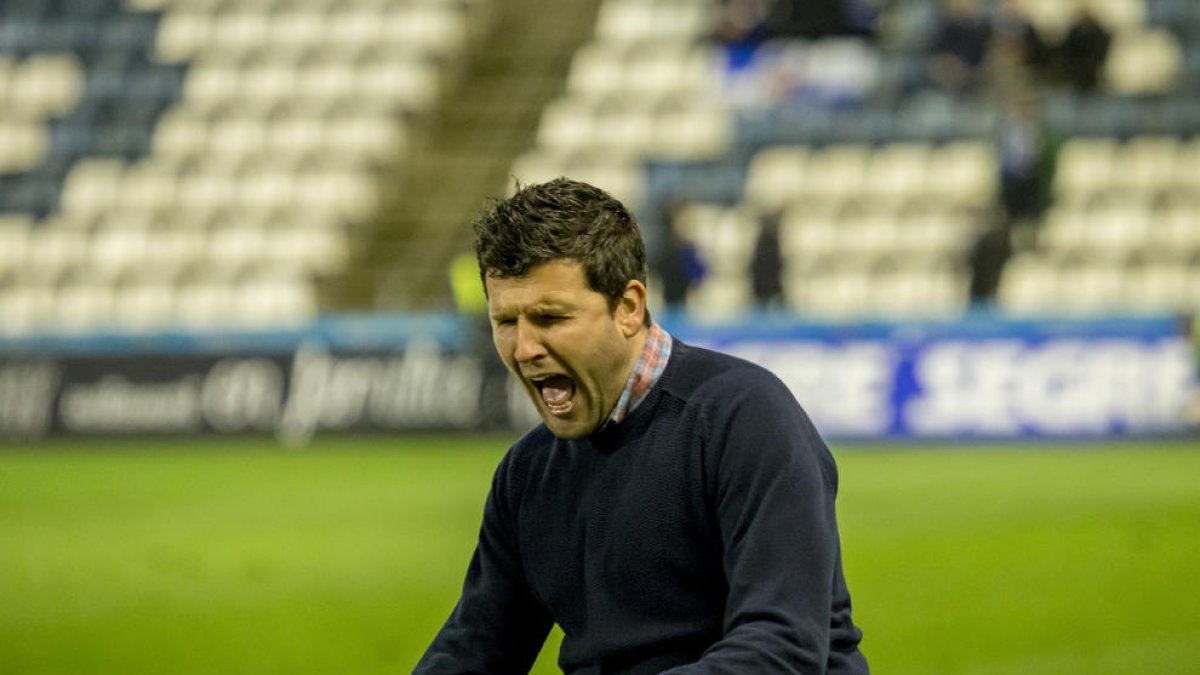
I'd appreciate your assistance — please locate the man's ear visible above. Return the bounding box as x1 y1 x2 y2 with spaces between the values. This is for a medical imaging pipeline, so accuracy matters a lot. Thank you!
616 280 647 337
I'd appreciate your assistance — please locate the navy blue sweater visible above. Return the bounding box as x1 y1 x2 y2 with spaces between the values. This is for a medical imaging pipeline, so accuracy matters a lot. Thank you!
416 340 868 674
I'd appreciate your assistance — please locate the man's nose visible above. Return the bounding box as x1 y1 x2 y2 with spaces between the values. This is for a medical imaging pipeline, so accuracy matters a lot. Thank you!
512 319 546 363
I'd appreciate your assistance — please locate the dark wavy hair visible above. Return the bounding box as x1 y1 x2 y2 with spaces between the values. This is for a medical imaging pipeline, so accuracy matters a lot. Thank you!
474 178 650 325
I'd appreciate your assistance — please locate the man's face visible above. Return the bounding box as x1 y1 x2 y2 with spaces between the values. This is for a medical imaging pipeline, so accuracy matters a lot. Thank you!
486 260 645 439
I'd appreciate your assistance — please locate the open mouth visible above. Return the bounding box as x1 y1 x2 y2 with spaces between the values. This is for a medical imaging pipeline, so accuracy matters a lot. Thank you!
532 374 576 416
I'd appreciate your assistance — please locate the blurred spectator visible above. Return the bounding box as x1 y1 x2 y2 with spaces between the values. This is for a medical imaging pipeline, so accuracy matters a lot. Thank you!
990 0 1052 84
996 86 1059 223
1059 4 1112 92
750 209 785 308
715 0 856 45
653 199 706 312
966 212 1013 307
873 0 940 51
929 0 992 94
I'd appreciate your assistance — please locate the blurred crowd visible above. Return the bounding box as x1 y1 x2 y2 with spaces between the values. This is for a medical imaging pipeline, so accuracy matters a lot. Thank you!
646 0 1118 312
713 0 1113 95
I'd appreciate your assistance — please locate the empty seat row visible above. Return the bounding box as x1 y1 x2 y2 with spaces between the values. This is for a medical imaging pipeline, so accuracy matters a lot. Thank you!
745 141 997 210
536 95 732 163
59 158 380 219
999 254 1200 315
157 4 468 63
594 0 714 44
0 53 82 117
182 57 440 113
0 217 348 281
1039 200 1200 260
0 277 318 334
131 0 476 11
681 264 968 320
788 265 967 318
674 202 977 277
567 41 721 102
154 108 407 163
1054 134 1200 197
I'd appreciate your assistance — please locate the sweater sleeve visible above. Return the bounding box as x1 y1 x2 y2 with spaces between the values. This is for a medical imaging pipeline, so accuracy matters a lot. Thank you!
663 370 843 674
413 452 553 674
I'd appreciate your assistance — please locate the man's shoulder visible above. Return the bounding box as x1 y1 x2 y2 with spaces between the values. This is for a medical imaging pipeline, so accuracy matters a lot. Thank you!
665 339 791 403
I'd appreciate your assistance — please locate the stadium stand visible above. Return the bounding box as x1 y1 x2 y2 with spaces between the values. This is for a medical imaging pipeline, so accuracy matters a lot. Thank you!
0 0 486 333
1 0 1198 329
501 0 1200 320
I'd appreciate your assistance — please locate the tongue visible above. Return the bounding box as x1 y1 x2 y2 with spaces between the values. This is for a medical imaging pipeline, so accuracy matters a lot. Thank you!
540 375 574 407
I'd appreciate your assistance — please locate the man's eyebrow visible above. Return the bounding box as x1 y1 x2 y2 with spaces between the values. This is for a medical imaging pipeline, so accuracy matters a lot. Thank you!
532 301 573 312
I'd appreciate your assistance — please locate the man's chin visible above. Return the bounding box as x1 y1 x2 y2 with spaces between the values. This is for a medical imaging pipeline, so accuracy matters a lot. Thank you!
541 413 595 439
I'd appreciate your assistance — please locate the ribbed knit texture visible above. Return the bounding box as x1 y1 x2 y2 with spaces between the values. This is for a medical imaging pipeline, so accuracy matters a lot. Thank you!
416 340 868 674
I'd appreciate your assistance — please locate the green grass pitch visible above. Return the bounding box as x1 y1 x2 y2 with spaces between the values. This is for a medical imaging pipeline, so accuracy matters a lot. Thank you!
1 435 1198 674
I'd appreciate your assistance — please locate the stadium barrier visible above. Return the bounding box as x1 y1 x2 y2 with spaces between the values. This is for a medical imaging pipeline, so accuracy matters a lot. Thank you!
0 312 1195 441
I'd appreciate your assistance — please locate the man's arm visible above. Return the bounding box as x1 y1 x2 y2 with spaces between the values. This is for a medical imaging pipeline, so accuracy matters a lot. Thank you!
414 455 553 674
665 370 855 673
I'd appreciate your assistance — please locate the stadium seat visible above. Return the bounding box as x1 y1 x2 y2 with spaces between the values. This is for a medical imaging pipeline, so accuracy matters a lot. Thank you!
234 275 317 327
54 280 116 331
650 96 732 161
0 215 33 277
896 209 977 263
744 145 811 212
0 284 56 334
1091 0 1148 32
803 144 870 203
1053 137 1118 200
112 277 175 330
1120 135 1181 194
687 273 750 319
998 253 1060 314
267 224 350 277
677 203 758 277
925 141 996 207
865 142 931 205
1055 263 1127 314
1152 200 1200 257
1122 261 1191 312
591 99 657 158
567 42 627 100
1083 200 1152 261
174 278 235 329
1105 28 1184 95
798 267 874 318
870 265 964 317
24 225 88 283
837 209 900 261
89 223 149 279
140 227 206 278
780 206 840 266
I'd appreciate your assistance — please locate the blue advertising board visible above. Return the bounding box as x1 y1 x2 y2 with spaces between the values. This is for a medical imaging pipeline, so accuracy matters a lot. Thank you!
0 313 1194 440
668 314 1195 439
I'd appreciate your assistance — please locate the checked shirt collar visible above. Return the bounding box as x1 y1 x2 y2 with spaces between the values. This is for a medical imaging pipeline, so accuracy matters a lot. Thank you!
607 321 672 425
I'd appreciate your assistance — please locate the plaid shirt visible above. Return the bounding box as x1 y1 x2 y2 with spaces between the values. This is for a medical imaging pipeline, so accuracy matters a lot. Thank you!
608 321 672 425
